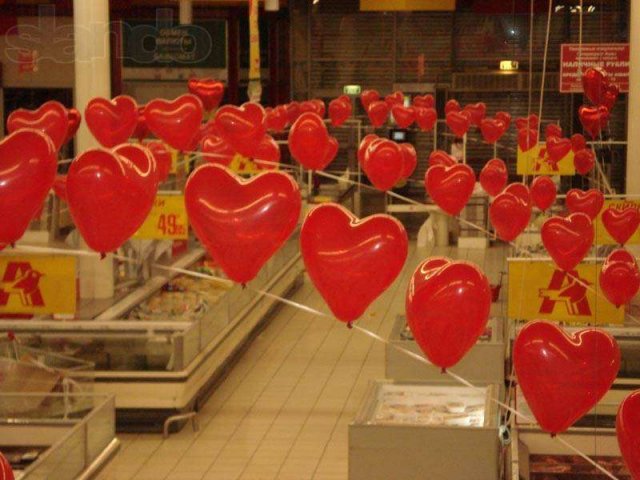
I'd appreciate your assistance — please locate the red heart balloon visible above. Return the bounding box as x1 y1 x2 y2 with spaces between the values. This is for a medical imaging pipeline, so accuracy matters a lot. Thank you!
145 140 172 182
357 134 379 167
490 191 532 241
515 321 619 434
530 175 556 212
360 89 380 110
517 128 538 152
145 94 204 151
200 134 235 167
573 148 595 176
65 108 82 144
582 67 608 105
391 105 415 128
321 136 339 168
187 77 224 111
133 105 149 141
425 163 475 216
215 102 266 158
515 113 539 131
541 213 594 271
288 112 331 170
602 207 640 245
67 149 157 254
363 139 404 191
328 97 352 127
571 133 587 152
301 203 408 323
186 164 301 284
445 110 471 137
0 129 57 246
463 102 486 127
286 101 302 124
414 107 437 132
428 150 457 168
602 83 619 112
367 101 390 128
399 143 417 179
617 390 640 478
495 111 511 129
545 136 571 163
480 118 506 144
300 99 326 118
505 182 532 206
53 174 68 202
385 91 404 107
565 188 604 219
253 134 281 170
0 451 14 480
444 99 460 115
545 123 562 139
479 158 508 197
85 95 139 148
600 249 640 307
7 100 68 151
579 105 609 138
114 143 158 185
264 105 289 132
412 94 434 109
406 257 491 369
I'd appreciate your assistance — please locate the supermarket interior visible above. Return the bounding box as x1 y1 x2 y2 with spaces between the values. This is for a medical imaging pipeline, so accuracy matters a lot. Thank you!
1 0 640 479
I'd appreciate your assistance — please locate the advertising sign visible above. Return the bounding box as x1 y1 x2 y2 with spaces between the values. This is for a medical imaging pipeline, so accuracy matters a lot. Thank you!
595 199 640 245
134 194 189 240
560 43 629 93
516 144 575 176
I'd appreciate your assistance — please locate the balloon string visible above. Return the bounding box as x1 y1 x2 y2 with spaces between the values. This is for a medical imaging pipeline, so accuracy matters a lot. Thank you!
537 0 554 144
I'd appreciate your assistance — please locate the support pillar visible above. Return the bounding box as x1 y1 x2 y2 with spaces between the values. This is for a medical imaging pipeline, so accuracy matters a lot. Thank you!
179 0 193 25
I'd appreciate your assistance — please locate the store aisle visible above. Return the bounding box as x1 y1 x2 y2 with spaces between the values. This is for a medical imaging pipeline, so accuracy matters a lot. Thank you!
97 243 505 480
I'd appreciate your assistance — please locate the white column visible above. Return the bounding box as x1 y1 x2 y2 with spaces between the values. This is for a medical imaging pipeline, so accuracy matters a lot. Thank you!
627 0 640 194
179 0 193 25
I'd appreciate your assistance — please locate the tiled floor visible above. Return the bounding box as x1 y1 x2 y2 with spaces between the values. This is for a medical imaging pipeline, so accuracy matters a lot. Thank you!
96 242 507 480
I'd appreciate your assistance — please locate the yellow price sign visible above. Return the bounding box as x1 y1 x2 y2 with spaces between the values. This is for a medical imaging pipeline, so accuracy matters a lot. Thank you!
228 153 278 174
517 144 575 175
134 194 189 240
508 259 624 325
0 255 76 315
595 199 640 245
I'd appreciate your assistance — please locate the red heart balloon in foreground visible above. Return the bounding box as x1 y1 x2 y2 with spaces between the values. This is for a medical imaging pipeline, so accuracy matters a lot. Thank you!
145 141 172 182
215 102 266 157
428 150 457 168
7 100 68 151
53 175 68 202
363 139 403 191
530 175 556 212
617 390 640 478
571 133 587 152
414 107 437 132
602 207 640 245
85 95 139 148
406 257 491 370
113 143 158 186
0 130 57 246
565 188 604 219
360 89 380 110
545 136 571 163
145 94 204 151
413 94 434 109
67 149 158 254
504 183 532 206
399 143 417 179
0 451 14 480
514 320 619 434
541 213 594 271
446 111 471 137
186 164 301 284
600 249 640 307
573 148 595 175
517 128 538 152
579 105 609 138
329 97 352 127
480 118 506 144
479 158 507 197
288 112 331 170
264 105 289 132
200 134 235 167
515 114 539 131
425 164 475 216
187 77 224 111
367 101 390 128
490 191 531 242
65 108 82 144
301 203 408 323
357 134 379 167
391 105 415 128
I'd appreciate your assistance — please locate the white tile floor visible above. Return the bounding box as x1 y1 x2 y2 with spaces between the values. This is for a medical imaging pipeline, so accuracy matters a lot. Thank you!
96 243 507 480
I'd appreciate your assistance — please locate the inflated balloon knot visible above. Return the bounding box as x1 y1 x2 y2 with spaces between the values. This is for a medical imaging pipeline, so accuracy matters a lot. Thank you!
10 243 15 249
441 368 447 374
241 283 247 290
347 321 353 330
100 252 106 260
550 433 557 439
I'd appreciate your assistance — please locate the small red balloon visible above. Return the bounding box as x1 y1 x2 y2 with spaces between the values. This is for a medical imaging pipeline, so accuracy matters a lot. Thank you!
264 105 289 132
85 95 139 148
428 150 457 168
7 100 68 151
515 114 539 131
490 191 532 242
215 102 266 158
445 110 471 137
545 123 562 139
517 128 538 152
0 451 14 480
479 158 508 197
480 118 506 144
579 104 609 139
570 133 587 152
286 101 302 124
545 136 571 163
399 143 417 179
145 94 204 151
565 188 604 219
582 67 608 105
573 148 595 175
362 139 404 191
530 176 556 212
145 141 172 182
367 101 390 128
357 134 379 167
425 163 476 216
412 94 434 109
187 77 224 111
253 134 281 170
602 83 619 112
391 105 415 129
360 89 380 110
200 134 235 167
288 112 331 170
385 91 404 107
617 390 640 478
444 99 461 114
602 207 640 245
414 107 437 132
462 102 486 127
495 111 511 129
541 213 594 271
504 183 532 206
600 249 640 307
328 97 352 127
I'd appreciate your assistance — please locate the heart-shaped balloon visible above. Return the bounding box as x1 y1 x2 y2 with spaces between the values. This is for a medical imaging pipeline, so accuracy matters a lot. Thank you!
253 134 282 170
391 105 415 128
582 67 608 105
545 123 562 139
145 94 204 151
530 175 556 212
360 89 380 110
300 99 326 118
571 133 587 152
495 111 511 129
545 136 571 163
288 112 331 170
428 150 457 168
200 134 235 167
0 451 14 480
444 99 461 114
425 163 475 216
617 390 640 478
445 110 471 137
479 158 508 197
357 134 379 167
406 257 491 369
600 249 640 307
186 164 301 284
385 91 404 107
367 101 390 128
85 95 139 148
53 174 68 202
67 148 158 254
187 77 224 111
65 108 82 144
321 136 339 168
505 182 532 206
515 320 619 434
414 107 437 132
579 105 609 139
602 83 619 112
413 94 435 109
113 143 158 185
133 105 149 141
515 114 539 131
145 140 172 182
490 191 532 241
264 105 289 132
399 143 417 179
602 207 640 245
0 130 57 246
7 100 68 151
573 148 595 175
215 102 266 157
565 188 604 219
463 102 486 127
328 97 352 127
480 118 506 144
541 213 594 271
363 139 404 191
301 203 408 323
517 128 538 152
286 101 302 124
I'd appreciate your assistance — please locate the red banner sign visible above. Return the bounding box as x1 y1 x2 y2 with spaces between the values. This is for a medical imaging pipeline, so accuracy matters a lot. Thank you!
560 43 629 93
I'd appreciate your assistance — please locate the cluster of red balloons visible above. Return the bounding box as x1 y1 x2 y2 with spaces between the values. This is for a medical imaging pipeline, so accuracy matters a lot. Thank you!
360 89 437 132
580 67 617 138
357 134 416 191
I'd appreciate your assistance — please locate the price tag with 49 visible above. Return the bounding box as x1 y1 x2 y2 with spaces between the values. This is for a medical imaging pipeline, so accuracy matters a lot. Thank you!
134 194 189 240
